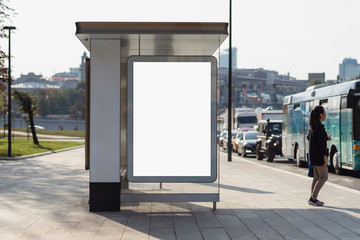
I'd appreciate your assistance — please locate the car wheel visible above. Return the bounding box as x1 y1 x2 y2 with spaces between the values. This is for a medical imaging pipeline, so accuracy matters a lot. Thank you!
266 149 274 162
332 152 342 175
242 148 247 157
256 144 264 160
237 146 241 155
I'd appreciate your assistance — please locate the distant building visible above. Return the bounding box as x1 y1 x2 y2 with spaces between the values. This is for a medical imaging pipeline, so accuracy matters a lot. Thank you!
13 72 59 91
308 72 325 86
14 52 89 91
339 58 360 81
220 47 237 69
15 72 43 83
79 52 88 81
219 67 308 109
52 68 80 81
50 52 88 89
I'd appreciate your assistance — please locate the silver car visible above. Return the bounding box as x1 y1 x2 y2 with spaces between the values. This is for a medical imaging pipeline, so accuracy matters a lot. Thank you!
237 131 258 157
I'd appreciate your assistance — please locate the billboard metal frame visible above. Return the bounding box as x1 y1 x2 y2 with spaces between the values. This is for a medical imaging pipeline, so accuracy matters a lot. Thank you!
127 55 217 183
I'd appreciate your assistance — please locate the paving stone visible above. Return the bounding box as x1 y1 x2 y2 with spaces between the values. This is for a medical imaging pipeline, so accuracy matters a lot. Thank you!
149 227 176 240
200 227 231 240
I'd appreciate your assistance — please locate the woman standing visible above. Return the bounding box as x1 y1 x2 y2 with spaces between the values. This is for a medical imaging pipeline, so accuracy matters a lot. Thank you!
308 105 331 206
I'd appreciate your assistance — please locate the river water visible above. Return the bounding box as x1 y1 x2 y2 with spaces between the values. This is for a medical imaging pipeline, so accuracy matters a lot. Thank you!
0 118 85 131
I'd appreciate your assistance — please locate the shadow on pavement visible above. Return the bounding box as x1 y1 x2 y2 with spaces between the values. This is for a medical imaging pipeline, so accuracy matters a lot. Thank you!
93 202 360 239
220 183 273 194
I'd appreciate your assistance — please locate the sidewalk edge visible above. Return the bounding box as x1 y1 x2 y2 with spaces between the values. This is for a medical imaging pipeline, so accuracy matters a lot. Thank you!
0 145 85 161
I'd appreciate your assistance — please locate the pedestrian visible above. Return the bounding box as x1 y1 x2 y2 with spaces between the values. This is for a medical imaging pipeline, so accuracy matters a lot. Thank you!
307 105 331 206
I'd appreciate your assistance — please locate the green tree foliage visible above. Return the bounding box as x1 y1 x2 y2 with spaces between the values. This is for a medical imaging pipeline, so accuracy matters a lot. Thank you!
13 89 39 145
0 1 15 119
70 98 85 120
34 81 86 119
36 90 50 117
0 0 15 89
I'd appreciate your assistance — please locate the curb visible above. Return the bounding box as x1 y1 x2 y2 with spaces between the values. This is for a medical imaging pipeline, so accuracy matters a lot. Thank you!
0 145 85 161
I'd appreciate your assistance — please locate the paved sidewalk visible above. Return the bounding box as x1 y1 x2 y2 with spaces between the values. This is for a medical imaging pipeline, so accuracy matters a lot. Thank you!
1 148 360 239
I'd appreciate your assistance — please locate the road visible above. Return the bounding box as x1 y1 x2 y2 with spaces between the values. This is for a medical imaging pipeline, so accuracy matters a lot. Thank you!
221 148 360 192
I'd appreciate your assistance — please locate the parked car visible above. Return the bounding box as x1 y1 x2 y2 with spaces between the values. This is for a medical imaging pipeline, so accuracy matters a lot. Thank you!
237 131 258 157
232 128 253 152
219 131 226 147
223 130 237 150
256 119 282 162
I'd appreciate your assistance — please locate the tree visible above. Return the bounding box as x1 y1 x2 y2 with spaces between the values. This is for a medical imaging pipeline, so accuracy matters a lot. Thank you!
0 1 15 121
35 90 50 117
1 1 14 90
34 87 85 118
13 89 39 145
70 98 85 120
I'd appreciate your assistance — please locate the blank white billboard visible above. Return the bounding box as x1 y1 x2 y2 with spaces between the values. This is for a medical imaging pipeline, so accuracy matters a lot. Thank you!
127 56 217 182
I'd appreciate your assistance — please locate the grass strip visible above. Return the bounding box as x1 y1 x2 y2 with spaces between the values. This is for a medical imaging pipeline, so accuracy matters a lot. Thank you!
0 138 84 157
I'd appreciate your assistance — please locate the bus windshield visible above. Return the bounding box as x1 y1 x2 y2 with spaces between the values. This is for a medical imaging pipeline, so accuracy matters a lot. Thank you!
237 116 257 124
354 97 360 140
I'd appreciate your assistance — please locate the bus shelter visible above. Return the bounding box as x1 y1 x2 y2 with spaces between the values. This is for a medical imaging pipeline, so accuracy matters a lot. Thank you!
75 22 228 211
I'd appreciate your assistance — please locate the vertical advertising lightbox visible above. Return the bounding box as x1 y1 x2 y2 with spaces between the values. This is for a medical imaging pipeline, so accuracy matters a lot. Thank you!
127 56 217 182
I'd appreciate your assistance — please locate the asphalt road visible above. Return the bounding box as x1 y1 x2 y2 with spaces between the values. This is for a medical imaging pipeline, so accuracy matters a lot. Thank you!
221 148 360 192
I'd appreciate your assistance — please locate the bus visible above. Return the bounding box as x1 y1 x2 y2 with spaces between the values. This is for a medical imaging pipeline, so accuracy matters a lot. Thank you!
282 80 360 175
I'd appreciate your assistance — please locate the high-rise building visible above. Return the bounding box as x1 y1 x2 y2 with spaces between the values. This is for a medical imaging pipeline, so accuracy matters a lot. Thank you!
220 47 237 69
339 58 360 81
79 52 88 81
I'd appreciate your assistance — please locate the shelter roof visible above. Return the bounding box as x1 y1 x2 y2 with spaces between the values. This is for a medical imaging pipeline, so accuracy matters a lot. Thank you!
75 22 228 57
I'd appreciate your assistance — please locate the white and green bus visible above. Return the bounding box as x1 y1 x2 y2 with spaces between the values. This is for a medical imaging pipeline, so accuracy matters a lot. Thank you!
282 80 360 174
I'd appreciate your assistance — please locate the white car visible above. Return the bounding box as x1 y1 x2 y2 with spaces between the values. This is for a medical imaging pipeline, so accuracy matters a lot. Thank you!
28 125 45 130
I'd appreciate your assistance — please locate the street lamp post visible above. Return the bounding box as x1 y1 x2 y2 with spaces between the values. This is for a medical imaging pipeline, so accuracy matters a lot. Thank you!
227 0 232 161
3 26 16 157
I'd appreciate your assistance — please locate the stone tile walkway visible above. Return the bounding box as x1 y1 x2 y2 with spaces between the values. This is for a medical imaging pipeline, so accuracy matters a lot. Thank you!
1 147 360 239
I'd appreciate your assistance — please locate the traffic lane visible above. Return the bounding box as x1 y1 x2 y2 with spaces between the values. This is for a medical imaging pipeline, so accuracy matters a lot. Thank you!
220 149 360 192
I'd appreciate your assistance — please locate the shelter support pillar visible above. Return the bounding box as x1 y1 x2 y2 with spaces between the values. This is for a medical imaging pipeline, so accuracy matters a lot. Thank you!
89 39 121 211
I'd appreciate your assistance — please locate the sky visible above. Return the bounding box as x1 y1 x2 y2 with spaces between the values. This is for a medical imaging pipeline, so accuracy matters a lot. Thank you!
1 0 360 80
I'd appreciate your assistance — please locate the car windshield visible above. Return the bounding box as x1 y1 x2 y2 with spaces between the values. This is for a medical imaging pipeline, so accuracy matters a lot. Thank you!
232 132 237 137
244 132 257 140
236 132 244 138
269 123 282 134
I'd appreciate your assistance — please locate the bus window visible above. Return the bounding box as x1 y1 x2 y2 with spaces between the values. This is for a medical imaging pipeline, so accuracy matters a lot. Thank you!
328 96 340 112
309 101 314 112
353 98 360 140
341 96 347 109
320 99 328 110
305 102 309 114
320 99 328 105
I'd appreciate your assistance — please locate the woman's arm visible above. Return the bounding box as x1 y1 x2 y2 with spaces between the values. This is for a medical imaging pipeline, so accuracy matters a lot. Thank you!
316 127 328 157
